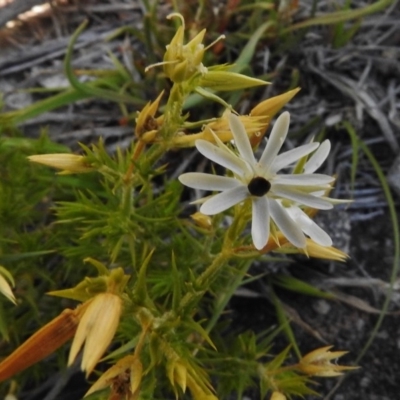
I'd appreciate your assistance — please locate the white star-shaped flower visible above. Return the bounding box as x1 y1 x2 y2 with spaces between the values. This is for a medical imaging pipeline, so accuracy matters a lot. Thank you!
179 112 335 250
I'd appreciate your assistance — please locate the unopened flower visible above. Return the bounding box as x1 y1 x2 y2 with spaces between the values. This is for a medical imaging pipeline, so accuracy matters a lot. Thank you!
249 87 300 144
190 212 213 230
0 267 16 304
299 346 358 377
28 154 93 174
255 231 348 261
167 359 188 394
68 292 122 376
179 112 335 250
270 392 286 400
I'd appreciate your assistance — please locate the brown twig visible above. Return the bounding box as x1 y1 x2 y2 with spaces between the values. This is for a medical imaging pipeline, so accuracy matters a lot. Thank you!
0 0 47 28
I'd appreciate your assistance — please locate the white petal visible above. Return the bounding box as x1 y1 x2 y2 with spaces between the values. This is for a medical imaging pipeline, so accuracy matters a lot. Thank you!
195 139 249 177
258 112 290 171
251 197 270 250
269 199 306 248
273 174 334 186
321 197 352 205
200 185 248 215
272 185 334 210
228 113 256 166
302 220 332 246
288 207 332 246
179 173 240 191
270 142 319 173
303 140 331 173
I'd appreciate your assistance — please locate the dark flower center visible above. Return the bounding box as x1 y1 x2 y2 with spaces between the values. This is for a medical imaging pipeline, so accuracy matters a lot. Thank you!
247 177 271 197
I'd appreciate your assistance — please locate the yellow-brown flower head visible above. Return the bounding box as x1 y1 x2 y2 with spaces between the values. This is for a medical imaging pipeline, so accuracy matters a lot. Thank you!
163 13 207 83
135 91 164 140
68 292 122 376
172 110 265 148
85 355 143 399
299 346 358 377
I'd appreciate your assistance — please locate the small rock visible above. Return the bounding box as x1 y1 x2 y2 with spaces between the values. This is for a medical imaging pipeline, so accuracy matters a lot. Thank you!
313 299 331 315
37 73 69 89
4 90 33 109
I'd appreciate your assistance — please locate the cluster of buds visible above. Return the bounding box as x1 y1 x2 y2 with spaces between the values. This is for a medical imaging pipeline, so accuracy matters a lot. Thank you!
162 13 209 83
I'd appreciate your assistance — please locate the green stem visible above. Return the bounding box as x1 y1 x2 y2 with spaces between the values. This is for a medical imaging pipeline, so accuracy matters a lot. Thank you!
205 258 252 333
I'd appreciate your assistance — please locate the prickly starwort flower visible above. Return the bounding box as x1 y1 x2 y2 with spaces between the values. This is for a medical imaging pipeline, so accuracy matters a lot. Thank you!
179 112 335 250
298 346 358 377
68 292 122 376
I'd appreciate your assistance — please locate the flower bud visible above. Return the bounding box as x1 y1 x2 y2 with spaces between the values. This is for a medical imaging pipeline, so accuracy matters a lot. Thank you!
299 346 358 377
0 267 16 304
191 212 212 230
270 392 286 400
28 154 93 174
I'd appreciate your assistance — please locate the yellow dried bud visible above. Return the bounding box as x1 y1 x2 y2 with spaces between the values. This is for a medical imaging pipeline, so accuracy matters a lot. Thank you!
135 91 164 138
301 239 348 261
0 267 16 304
299 346 358 377
270 392 286 400
68 293 122 376
28 154 93 174
257 233 348 262
186 373 217 400
167 359 188 395
85 355 142 398
171 110 265 148
198 71 267 92
191 212 212 229
250 88 301 143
